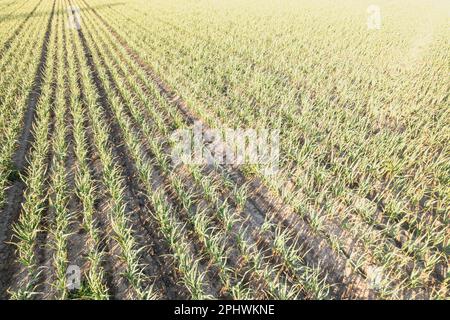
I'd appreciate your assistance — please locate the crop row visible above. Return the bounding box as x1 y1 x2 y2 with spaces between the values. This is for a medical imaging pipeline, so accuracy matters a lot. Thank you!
83 0 447 298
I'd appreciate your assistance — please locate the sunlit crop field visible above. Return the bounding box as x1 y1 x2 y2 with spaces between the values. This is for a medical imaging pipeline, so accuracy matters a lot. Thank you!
0 0 448 300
